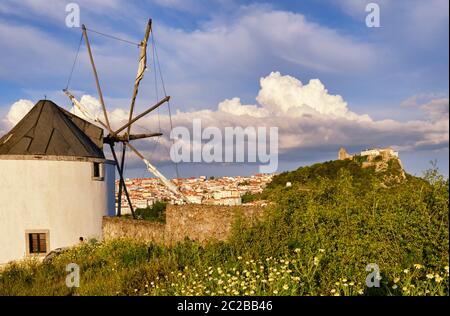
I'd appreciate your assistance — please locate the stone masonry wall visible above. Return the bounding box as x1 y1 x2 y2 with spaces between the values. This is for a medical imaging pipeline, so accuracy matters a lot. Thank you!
102 204 264 245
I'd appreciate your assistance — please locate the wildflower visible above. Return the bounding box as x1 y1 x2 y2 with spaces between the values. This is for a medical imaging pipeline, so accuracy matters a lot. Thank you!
435 274 443 283
334 293 340 296
237 256 242 260
392 285 398 290
349 282 354 286
402 286 408 291
403 269 409 274
426 274 434 279
357 289 364 295
273 290 278 294
330 289 336 294
341 278 347 283
294 248 301 253
414 264 423 270
335 282 340 286
283 285 289 290
444 266 449 274
313 257 320 266
393 277 400 283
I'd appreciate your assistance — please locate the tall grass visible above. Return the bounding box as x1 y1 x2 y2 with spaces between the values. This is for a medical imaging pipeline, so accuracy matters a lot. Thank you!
0 166 448 296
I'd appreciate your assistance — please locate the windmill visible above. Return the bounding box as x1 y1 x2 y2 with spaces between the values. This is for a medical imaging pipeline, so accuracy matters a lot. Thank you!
63 19 188 218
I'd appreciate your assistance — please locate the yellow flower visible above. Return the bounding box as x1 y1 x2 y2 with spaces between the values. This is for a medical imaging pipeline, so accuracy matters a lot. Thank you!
392 285 398 290
414 264 423 270
319 249 325 253
313 257 320 266
237 256 242 260
294 248 301 253
283 285 289 290
330 289 336 294
426 274 434 279
444 266 449 274
435 274 443 283
273 290 278 294
393 277 400 283
403 269 409 274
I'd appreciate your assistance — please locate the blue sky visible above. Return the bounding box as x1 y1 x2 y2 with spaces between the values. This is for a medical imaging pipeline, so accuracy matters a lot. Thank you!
0 0 448 178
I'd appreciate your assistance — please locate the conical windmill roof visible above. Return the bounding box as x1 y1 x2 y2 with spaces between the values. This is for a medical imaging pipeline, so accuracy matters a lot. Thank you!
0 100 105 159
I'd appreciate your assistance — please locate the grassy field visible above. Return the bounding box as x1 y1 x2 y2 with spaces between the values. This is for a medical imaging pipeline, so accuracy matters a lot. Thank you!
0 161 448 296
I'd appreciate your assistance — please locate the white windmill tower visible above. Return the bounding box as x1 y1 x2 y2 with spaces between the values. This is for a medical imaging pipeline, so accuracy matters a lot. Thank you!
63 19 188 217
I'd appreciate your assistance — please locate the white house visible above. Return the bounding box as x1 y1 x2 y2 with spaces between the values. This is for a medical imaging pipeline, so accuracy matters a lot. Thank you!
0 100 115 265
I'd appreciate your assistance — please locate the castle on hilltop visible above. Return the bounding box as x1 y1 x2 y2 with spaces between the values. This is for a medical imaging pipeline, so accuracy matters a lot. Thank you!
338 147 399 161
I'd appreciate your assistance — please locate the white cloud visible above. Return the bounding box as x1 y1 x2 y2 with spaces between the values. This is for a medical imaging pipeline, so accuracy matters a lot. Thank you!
2 72 448 168
4 99 34 126
158 7 377 77
55 72 449 162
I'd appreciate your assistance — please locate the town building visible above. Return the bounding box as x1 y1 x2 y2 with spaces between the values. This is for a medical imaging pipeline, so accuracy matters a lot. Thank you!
115 173 274 212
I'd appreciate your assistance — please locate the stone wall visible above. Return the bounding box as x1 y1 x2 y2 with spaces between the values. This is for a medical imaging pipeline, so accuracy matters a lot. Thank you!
103 216 165 243
102 204 264 245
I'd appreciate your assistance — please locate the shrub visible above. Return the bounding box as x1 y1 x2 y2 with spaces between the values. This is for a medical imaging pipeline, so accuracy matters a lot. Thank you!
135 201 167 222
0 164 447 296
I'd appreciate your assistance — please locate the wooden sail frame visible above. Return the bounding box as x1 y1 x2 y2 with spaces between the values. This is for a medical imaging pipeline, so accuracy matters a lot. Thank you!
64 19 188 218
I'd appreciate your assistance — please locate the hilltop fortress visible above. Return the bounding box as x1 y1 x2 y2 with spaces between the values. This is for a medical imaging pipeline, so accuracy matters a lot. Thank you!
338 146 406 181
338 147 399 161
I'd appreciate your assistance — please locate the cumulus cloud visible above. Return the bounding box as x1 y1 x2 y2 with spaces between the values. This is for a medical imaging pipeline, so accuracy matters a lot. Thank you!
4 99 34 127
59 72 448 163
2 72 448 169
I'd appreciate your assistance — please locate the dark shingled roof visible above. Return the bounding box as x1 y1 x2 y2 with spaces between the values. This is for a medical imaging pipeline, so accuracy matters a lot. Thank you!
0 100 105 159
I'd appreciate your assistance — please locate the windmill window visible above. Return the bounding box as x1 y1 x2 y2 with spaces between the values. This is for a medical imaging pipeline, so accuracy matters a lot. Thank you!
25 230 49 256
92 162 104 181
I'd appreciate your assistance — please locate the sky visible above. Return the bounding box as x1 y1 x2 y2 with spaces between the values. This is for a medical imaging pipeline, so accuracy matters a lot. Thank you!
0 0 448 179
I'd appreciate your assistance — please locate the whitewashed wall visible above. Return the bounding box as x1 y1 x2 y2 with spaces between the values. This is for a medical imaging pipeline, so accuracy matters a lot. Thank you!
0 158 115 264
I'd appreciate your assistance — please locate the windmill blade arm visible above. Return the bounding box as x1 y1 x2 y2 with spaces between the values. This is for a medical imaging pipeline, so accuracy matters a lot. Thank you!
128 133 162 140
104 133 162 144
63 89 109 131
111 96 169 137
126 142 188 202
127 19 152 135
82 24 112 132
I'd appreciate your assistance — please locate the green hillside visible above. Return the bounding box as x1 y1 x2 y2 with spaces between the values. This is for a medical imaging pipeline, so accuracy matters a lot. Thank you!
0 161 448 296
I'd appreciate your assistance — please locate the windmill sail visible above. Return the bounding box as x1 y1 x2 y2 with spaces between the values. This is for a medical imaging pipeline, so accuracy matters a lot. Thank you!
142 158 188 202
128 19 152 134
